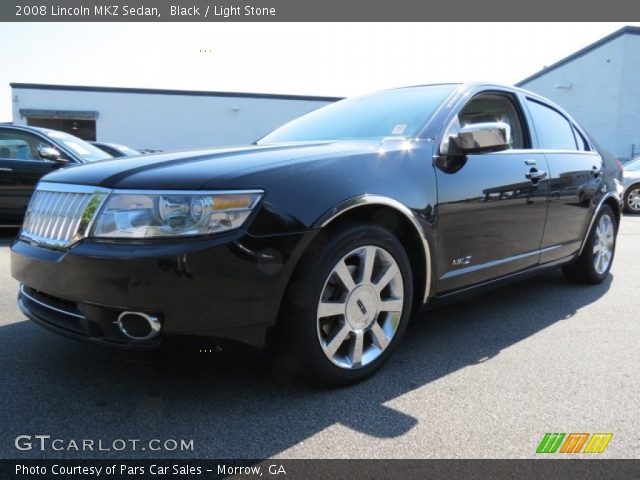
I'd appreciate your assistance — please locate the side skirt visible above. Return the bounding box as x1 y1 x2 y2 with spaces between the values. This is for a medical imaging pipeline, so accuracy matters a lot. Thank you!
420 254 577 311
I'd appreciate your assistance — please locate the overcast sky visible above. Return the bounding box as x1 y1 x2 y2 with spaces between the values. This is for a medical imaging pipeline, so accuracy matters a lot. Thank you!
0 22 638 121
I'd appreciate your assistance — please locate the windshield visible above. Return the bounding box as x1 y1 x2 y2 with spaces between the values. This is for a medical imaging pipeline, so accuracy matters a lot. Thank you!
258 84 457 144
625 158 640 171
45 130 113 162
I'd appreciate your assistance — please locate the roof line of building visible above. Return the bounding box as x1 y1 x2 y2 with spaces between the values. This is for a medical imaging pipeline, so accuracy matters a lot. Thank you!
10 83 344 102
516 25 640 87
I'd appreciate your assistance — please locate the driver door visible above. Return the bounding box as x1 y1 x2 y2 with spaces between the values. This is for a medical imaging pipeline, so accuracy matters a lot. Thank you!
434 91 550 292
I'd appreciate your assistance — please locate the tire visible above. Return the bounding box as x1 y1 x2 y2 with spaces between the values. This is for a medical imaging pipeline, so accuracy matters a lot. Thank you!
624 185 640 214
276 223 414 386
562 205 617 284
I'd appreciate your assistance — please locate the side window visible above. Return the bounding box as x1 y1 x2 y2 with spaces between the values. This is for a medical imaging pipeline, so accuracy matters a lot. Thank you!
572 125 590 151
442 93 526 154
0 131 54 161
526 99 577 150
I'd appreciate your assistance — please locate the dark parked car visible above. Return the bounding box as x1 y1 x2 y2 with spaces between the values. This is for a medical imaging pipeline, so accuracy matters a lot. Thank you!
0 125 112 226
91 141 141 158
11 83 624 384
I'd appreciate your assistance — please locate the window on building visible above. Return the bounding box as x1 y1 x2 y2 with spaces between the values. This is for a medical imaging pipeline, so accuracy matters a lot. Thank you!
26 117 97 141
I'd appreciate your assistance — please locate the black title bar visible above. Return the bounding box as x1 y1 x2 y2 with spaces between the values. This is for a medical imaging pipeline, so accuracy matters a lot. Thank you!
3 0 640 21
3 459 640 480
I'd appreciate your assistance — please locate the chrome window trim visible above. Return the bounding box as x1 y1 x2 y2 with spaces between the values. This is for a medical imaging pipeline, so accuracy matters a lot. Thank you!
0 157 68 164
314 194 432 304
486 149 599 156
19 284 85 320
534 150 599 156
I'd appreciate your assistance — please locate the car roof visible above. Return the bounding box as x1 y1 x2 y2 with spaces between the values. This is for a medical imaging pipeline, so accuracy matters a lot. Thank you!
0 124 60 136
383 82 559 109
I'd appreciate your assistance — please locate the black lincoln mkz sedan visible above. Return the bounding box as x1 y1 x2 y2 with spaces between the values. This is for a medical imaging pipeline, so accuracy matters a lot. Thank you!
11 83 624 384
0 125 112 226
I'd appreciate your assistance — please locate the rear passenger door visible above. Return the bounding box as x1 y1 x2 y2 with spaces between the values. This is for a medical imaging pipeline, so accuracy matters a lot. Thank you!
524 98 601 263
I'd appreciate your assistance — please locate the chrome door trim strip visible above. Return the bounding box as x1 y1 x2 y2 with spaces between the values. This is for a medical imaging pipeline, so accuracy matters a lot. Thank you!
440 245 562 280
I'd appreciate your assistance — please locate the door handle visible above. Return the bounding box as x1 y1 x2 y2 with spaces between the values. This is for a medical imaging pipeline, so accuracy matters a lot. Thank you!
524 159 537 166
525 168 547 182
0 167 13 172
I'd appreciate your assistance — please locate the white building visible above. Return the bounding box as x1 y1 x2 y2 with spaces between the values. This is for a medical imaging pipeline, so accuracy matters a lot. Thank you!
10 83 340 151
517 26 640 160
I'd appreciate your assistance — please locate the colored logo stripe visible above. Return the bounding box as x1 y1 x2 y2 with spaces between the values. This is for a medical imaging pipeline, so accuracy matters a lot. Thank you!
537 433 565 453
560 433 589 453
537 433 613 454
584 433 613 454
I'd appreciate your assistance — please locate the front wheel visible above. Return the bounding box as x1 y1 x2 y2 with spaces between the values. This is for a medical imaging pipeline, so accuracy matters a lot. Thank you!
278 223 413 385
562 205 617 284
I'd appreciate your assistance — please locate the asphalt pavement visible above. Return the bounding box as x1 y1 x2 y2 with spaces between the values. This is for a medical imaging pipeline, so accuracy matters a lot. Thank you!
0 215 638 459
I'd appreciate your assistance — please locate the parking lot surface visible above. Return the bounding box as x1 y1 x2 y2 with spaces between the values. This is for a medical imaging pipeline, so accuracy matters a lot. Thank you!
0 215 639 459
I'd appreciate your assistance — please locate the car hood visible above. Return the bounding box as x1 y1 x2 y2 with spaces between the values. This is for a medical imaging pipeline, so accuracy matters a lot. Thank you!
41 140 385 190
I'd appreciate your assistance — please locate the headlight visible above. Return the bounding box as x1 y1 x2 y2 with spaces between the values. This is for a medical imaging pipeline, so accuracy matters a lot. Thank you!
91 191 263 238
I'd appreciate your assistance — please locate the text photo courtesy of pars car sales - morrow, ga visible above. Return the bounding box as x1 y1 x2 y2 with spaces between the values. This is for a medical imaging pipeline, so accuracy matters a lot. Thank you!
1 10 640 480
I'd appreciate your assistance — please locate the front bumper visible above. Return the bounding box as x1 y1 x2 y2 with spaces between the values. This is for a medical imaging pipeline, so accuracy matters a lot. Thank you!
11 229 312 349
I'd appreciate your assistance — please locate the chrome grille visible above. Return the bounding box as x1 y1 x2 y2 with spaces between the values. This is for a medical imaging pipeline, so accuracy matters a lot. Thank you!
22 183 109 248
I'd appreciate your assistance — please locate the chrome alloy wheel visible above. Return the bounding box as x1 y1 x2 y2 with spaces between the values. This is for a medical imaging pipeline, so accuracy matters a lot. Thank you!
628 188 640 211
593 213 615 275
316 245 404 369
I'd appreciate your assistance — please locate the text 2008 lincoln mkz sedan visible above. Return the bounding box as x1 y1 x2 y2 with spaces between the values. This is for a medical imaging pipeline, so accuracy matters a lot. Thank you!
11 83 624 384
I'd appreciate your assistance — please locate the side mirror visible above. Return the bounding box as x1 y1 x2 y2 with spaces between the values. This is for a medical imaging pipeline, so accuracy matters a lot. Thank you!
450 122 511 154
39 146 67 163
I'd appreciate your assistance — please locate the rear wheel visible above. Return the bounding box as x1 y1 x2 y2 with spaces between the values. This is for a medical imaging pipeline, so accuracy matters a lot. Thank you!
624 185 640 213
277 223 413 385
562 205 617 284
